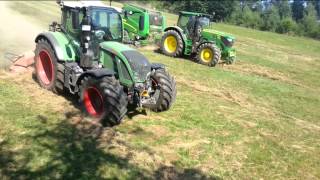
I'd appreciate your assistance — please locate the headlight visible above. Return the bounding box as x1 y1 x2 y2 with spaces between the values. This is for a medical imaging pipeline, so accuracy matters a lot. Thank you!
221 36 234 47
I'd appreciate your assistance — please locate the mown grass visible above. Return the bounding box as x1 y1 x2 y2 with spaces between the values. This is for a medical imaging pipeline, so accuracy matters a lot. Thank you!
1 1 320 179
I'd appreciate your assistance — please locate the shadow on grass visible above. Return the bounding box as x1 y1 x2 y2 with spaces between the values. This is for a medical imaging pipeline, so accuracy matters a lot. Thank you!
0 112 147 179
0 111 219 179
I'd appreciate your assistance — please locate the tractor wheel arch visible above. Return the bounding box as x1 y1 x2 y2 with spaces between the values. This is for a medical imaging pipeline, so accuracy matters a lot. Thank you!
35 33 64 61
163 26 187 48
35 32 77 62
76 69 115 87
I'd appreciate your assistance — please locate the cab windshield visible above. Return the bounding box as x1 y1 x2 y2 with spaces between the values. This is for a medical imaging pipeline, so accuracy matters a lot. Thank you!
198 17 210 27
177 15 211 32
91 8 122 41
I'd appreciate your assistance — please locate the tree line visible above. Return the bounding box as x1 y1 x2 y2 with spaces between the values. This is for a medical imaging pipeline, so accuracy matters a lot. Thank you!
151 0 320 40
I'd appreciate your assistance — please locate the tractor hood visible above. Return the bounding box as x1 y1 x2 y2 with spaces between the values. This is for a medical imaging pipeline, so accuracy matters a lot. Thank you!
100 41 151 83
202 29 235 40
100 41 134 56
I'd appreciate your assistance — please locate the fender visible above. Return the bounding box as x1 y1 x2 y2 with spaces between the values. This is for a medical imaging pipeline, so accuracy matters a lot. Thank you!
35 32 77 62
62 62 115 94
151 63 165 70
77 69 115 85
197 40 216 49
164 26 187 45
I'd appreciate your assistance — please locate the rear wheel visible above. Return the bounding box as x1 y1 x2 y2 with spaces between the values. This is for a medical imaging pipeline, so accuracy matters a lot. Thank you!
160 30 183 57
79 76 128 127
196 43 221 67
148 69 176 112
34 39 64 93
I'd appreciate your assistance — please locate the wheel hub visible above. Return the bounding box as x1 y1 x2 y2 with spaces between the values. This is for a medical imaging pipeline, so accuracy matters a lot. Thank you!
164 35 177 53
200 48 213 63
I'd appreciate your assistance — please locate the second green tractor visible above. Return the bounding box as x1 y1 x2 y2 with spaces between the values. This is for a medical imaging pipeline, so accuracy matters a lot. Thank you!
161 11 236 67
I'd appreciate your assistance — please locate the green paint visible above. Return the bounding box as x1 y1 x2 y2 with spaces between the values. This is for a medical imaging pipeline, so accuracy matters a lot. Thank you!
41 6 152 87
165 11 237 63
50 31 78 61
100 41 136 86
122 3 166 42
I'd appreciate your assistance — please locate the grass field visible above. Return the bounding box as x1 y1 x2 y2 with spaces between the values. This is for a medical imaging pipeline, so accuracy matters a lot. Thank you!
1 1 320 179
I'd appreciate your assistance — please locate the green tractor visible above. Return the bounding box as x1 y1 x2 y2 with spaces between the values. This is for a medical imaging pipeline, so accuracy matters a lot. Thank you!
34 1 176 126
122 3 165 46
161 11 236 66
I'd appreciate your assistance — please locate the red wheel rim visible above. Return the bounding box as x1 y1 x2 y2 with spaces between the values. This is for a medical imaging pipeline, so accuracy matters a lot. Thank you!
151 78 158 87
36 50 54 85
83 87 104 117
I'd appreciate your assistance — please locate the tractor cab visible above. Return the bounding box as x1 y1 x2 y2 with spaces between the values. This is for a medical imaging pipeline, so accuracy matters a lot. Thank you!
54 1 124 68
177 11 213 41
60 1 123 42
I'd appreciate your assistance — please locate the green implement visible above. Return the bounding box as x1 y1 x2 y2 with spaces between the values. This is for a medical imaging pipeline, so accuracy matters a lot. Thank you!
122 3 166 46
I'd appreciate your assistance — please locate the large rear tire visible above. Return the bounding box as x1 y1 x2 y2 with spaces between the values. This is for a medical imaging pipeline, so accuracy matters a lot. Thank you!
160 30 183 57
196 43 221 67
34 39 64 93
148 69 176 112
79 76 128 127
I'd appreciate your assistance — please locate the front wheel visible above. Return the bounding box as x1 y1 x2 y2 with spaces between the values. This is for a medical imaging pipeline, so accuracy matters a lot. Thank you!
196 43 221 67
160 30 183 57
79 76 128 127
147 69 176 112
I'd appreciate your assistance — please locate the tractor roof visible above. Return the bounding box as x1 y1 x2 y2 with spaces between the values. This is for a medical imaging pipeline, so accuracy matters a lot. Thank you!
179 11 212 18
62 1 122 12
123 3 161 14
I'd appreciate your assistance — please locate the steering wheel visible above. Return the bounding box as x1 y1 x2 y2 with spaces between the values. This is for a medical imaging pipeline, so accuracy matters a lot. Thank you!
102 27 114 41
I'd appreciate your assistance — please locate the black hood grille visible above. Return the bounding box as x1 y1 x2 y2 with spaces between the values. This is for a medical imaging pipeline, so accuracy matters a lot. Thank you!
122 50 151 82
221 36 234 47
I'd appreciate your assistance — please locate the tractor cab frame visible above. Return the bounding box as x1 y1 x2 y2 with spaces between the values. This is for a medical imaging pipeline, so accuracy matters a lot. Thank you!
177 11 213 41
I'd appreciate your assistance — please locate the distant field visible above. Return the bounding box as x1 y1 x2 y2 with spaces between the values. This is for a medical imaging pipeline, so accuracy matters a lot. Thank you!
0 1 319 179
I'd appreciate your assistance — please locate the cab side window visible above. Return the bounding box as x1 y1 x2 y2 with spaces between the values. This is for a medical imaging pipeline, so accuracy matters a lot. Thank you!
71 10 80 29
64 8 83 38
177 15 189 32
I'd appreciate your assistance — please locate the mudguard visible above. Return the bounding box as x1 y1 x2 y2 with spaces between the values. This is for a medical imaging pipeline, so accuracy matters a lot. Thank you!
77 69 115 86
151 63 165 70
35 32 77 62
164 26 187 45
